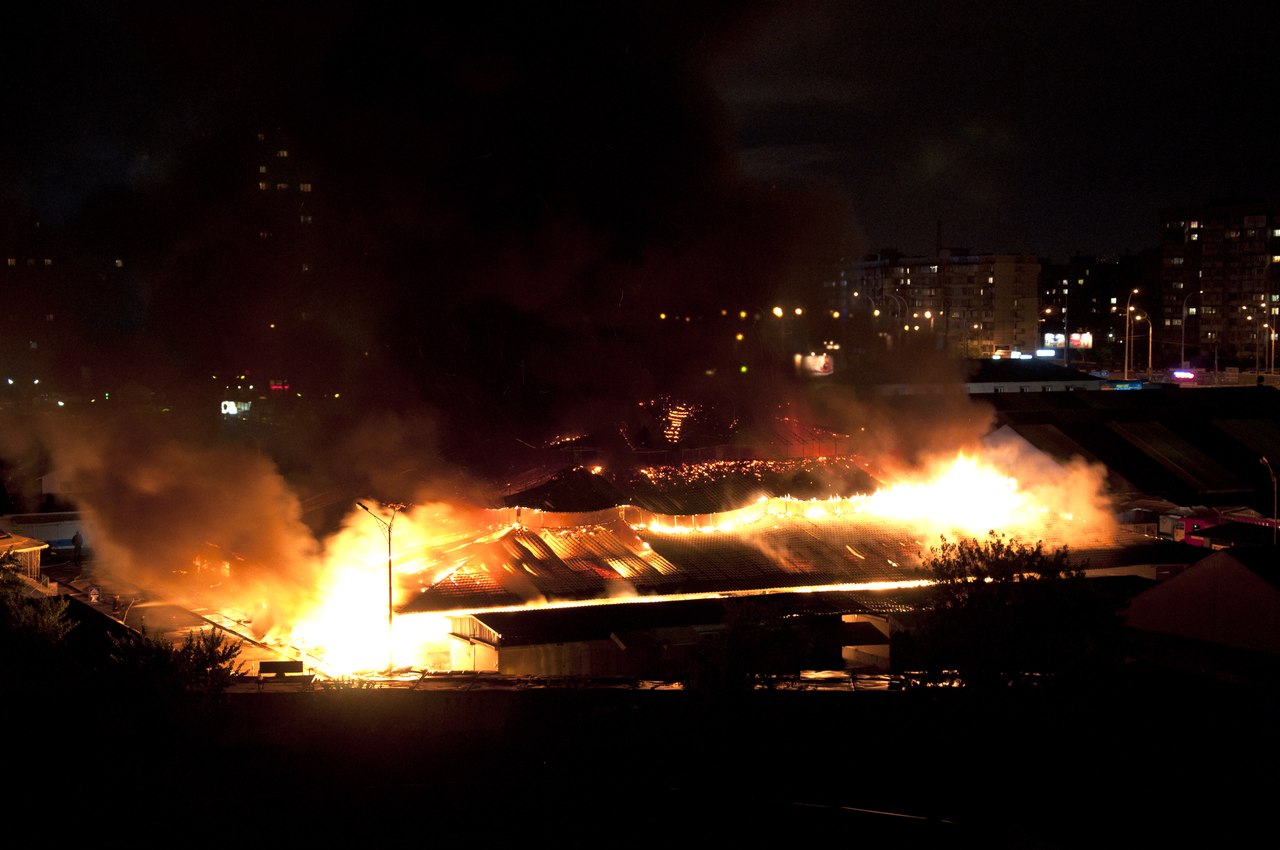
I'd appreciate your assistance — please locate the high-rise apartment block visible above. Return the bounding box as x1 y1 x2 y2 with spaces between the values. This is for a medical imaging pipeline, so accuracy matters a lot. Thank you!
1158 199 1279 369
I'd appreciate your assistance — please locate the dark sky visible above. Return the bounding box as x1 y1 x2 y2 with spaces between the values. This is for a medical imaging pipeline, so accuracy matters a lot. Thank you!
4 1 1279 473
8 3 1275 256
715 1 1280 259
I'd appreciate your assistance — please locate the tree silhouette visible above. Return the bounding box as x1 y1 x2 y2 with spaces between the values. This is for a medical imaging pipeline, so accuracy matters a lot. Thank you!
899 532 1122 688
107 625 245 698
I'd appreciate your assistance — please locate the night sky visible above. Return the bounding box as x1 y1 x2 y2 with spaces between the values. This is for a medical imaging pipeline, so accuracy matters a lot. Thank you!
4 1 1279 478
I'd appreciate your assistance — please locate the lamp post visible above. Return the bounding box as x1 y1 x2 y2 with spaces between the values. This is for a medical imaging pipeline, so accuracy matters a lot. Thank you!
1180 289 1202 369
1249 311 1261 373
1134 310 1153 381
357 500 406 674
871 291 907 351
1124 288 1140 380
1261 457 1277 546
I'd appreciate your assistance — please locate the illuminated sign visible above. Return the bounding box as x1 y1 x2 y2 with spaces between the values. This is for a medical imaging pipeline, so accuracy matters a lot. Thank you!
220 401 252 415
796 353 834 376
1043 332 1094 349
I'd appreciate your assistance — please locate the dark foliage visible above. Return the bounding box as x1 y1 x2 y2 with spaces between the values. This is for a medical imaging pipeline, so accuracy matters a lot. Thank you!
106 625 245 698
897 532 1124 689
0 552 246 698
0 556 78 688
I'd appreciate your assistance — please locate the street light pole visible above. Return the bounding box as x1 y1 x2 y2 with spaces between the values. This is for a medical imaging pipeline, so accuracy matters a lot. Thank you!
1181 289 1202 369
1134 311 1153 381
1124 288 1140 380
1261 457 1277 546
357 500 406 674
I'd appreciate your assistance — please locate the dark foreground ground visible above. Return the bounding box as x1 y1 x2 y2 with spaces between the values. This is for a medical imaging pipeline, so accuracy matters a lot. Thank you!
7 668 1278 849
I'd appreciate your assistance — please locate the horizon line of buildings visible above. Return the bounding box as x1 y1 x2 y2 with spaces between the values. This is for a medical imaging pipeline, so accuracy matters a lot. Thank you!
812 197 1279 369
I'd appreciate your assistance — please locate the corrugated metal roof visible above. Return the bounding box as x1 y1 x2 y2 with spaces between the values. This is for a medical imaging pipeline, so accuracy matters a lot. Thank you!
402 510 935 612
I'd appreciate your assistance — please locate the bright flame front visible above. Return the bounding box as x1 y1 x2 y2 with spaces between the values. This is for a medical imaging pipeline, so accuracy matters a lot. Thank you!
264 447 1114 677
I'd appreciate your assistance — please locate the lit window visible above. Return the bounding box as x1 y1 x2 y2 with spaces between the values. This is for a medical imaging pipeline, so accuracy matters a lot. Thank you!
276 149 289 158
258 166 267 174
6 258 14 266
43 258 52 266
299 214 312 224
299 183 312 193
276 182 289 190
258 181 268 191
114 259 123 268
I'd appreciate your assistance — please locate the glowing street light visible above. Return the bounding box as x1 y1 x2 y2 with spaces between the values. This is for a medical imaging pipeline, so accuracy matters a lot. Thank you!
356 500 407 674
1124 288 1140 381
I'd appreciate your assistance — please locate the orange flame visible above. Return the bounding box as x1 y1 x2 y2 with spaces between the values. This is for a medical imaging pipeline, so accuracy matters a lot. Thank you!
264 448 1114 676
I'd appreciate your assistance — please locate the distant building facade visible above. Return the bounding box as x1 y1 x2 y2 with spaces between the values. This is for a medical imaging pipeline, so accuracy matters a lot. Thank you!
826 250 1041 358
1038 253 1143 369
1158 199 1280 369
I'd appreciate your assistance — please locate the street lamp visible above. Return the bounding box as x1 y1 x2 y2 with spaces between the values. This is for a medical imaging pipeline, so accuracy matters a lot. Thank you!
870 291 907 351
1134 310 1153 381
1261 457 1277 546
1124 288 1140 380
357 500 407 674
1180 289 1202 369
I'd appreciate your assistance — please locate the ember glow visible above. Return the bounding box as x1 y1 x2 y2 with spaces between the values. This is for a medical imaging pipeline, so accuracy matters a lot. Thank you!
638 450 1112 548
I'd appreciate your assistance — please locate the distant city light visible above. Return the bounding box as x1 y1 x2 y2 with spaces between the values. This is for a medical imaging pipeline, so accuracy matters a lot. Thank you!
1173 370 1196 380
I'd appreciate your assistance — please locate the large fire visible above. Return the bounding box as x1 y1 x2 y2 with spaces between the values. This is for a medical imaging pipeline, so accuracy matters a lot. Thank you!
249 447 1114 678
